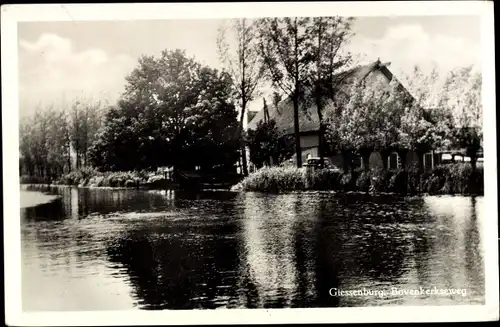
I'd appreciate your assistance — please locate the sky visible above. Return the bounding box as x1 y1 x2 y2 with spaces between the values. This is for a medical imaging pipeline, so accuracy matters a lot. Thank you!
17 15 482 118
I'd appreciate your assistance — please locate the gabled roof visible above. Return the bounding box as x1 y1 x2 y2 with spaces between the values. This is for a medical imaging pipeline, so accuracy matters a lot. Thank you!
247 60 403 135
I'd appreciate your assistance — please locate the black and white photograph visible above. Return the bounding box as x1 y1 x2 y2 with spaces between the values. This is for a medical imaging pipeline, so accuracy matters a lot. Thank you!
2 1 498 325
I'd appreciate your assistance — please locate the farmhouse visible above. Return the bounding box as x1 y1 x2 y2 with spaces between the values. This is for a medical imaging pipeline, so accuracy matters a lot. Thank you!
246 59 456 171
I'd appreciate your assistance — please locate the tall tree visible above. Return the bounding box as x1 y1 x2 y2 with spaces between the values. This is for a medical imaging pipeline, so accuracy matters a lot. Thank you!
90 50 241 173
305 17 354 165
217 18 264 176
69 99 105 169
19 105 73 180
257 17 314 168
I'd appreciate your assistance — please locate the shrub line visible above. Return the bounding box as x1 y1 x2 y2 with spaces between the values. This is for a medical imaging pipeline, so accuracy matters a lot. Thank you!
237 164 484 195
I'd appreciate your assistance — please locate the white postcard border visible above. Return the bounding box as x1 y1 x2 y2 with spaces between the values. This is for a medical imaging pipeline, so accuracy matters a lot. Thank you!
2 1 498 325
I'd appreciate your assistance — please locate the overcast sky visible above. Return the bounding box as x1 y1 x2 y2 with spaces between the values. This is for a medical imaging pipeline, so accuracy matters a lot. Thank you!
18 15 481 117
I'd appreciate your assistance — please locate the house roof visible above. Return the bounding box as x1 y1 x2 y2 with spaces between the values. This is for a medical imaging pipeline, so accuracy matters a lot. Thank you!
247 110 258 125
246 60 399 135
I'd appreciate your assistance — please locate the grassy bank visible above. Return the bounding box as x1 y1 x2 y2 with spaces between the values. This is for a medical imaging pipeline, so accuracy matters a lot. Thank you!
20 167 171 188
238 164 484 195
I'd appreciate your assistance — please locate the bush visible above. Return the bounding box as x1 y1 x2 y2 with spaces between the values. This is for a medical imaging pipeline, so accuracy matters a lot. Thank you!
124 179 137 188
57 171 83 186
310 169 342 190
240 166 305 192
147 175 166 184
388 169 406 193
439 164 473 194
88 175 105 187
239 163 483 195
406 169 421 194
370 168 393 193
56 169 147 188
418 164 483 195
339 172 355 191
19 175 51 184
355 170 371 192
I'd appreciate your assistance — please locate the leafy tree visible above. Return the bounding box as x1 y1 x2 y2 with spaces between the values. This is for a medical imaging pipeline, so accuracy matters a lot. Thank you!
324 76 405 172
397 65 476 171
88 104 143 171
69 99 105 169
397 106 452 171
323 102 357 172
247 119 295 169
325 63 481 176
439 66 482 171
19 105 73 179
257 17 314 168
217 18 264 176
90 50 241 173
181 67 241 172
304 17 354 164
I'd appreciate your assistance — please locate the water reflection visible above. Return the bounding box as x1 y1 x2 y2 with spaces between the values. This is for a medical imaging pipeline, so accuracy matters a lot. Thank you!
104 203 243 310
21 186 485 310
239 193 301 307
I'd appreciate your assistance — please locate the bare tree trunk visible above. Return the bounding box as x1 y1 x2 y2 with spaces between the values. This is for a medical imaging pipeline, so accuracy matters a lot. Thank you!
317 111 325 167
360 149 371 172
380 149 391 170
315 19 324 168
341 151 352 173
397 149 408 171
470 153 478 173
416 151 425 172
239 101 249 176
293 19 302 168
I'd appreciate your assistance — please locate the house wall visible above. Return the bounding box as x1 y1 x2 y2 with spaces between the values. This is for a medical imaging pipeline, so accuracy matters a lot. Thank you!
298 134 320 164
267 130 436 171
363 150 437 171
369 151 406 170
369 152 384 169
300 134 320 149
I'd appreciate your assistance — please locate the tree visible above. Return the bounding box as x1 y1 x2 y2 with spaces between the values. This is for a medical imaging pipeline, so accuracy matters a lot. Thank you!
323 102 357 173
217 18 264 176
304 17 354 165
398 107 448 171
247 118 295 169
247 119 277 168
88 104 142 171
397 65 476 171
69 99 105 169
324 76 405 172
257 17 314 168
19 105 73 180
181 67 241 172
439 66 482 171
90 50 241 173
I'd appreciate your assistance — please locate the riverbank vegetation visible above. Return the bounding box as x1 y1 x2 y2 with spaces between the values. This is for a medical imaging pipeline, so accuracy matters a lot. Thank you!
20 168 170 188
238 164 483 195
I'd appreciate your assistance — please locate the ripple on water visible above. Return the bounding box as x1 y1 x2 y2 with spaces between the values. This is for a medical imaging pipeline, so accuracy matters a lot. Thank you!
20 190 485 310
